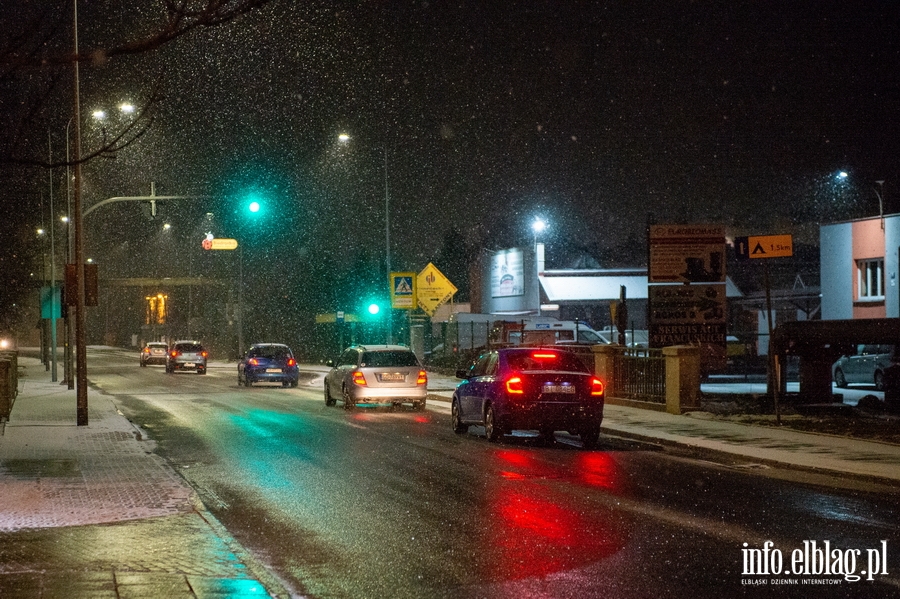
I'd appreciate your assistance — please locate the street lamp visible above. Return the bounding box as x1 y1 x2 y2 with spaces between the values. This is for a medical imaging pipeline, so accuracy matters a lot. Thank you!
532 218 548 316
337 132 392 343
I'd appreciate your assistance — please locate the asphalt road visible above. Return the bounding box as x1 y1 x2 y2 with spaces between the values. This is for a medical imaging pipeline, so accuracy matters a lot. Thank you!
91 353 900 599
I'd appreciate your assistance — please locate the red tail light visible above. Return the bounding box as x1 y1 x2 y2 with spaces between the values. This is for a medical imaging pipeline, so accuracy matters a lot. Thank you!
416 370 427 385
506 376 524 394
248 358 259 366
590 377 604 396
352 371 367 386
170 350 179 358
201 351 209 358
286 358 296 367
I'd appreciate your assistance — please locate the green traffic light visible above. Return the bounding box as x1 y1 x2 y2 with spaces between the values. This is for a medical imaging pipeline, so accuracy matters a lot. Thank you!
248 201 260 213
367 303 380 315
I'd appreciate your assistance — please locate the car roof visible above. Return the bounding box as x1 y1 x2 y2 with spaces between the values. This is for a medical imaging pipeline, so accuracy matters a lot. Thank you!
250 343 291 348
147 341 167 346
352 344 413 352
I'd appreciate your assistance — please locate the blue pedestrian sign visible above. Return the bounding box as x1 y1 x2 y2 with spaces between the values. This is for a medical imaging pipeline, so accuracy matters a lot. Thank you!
390 272 416 310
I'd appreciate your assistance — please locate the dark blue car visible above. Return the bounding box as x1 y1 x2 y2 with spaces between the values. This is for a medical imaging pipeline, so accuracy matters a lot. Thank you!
238 343 300 387
451 347 604 448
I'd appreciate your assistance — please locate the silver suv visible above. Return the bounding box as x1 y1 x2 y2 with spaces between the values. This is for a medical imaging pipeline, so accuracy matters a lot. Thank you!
324 344 427 410
166 340 208 374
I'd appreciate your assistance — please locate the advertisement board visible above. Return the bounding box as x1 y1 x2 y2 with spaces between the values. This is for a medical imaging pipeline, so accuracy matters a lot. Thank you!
649 225 726 284
491 248 525 297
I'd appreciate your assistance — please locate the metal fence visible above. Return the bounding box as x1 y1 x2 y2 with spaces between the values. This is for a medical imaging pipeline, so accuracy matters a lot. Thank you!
614 347 666 403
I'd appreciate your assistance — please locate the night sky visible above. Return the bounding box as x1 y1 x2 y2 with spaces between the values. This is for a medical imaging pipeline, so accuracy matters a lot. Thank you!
3 0 900 323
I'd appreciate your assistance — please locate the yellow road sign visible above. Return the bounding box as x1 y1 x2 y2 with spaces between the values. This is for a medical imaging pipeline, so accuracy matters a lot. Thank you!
746 234 792 259
202 237 239 250
416 263 457 317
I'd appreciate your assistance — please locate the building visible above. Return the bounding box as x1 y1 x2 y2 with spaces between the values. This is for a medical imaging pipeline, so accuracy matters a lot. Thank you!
820 214 899 320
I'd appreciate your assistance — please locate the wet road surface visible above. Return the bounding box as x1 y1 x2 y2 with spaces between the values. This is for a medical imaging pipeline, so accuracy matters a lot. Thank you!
94 355 900 598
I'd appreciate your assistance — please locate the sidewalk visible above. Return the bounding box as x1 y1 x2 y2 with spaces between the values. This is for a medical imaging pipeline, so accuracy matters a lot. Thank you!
0 355 289 598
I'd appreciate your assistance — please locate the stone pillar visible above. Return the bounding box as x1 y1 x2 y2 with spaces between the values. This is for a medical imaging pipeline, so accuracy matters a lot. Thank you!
663 345 701 414
592 344 624 398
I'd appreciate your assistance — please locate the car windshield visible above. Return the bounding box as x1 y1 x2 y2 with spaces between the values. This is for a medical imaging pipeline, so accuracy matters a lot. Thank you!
361 351 419 367
506 350 589 373
251 346 292 360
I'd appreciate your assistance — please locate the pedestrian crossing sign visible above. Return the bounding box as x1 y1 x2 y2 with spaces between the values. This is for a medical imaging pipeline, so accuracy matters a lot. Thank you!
390 272 416 310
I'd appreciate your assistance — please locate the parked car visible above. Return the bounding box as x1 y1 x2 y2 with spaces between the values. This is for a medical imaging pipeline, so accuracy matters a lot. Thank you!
140 341 169 367
833 344 896 390
324 344 427 410
451 347 605 448
238 343 299 387
166 340 208 374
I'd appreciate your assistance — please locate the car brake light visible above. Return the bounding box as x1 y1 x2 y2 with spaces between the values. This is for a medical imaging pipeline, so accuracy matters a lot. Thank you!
532 352 557 359
352 371 367 386
201 351 208 358
417 370 427 385
286 358 296 367
170 351 179 358
248 358 259 366
506 376 524 394
591 377 604 396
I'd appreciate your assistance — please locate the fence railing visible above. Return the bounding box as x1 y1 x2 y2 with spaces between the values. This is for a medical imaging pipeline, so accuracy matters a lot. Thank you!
614 347 666 403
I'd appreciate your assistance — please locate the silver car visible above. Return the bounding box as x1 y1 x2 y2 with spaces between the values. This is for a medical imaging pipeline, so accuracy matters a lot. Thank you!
165 340 208 374
140 341 169 367
324 344 427 410
832 344 895 390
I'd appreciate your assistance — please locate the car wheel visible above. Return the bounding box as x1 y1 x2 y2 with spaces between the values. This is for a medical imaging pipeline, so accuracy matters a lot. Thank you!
342 386 355 410
198 368 206 375
484 404 503 442
282 381 289 388
246 378 253 387
324 382 336 406
875 371 885 391
290 380 298 388
580 423 601 449
140 361 146 367
538 427 556 446
451 398 468 434
834 368 847 388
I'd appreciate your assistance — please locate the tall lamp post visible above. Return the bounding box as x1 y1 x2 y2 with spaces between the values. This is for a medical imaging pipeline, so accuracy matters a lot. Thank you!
338 133 392 343
532 217 547 316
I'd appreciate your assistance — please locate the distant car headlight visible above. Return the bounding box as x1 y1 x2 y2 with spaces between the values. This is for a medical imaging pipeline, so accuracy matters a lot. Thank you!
0 338 10 350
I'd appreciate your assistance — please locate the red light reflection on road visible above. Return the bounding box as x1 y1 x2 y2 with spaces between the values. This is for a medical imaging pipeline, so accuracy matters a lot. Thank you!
481 449 627 581
576 451 620 491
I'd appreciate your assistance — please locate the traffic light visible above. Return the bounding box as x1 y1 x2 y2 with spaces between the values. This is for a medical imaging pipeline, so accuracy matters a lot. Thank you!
244 190 264 217
367 303 380 316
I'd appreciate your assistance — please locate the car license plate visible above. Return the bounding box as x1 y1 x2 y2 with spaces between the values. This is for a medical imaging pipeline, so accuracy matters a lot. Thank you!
542 384 575 394
185 362 195 368
266 368 281 373
380 373 405 381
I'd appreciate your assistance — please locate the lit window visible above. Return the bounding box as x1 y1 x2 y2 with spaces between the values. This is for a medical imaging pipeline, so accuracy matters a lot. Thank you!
857 258 885 300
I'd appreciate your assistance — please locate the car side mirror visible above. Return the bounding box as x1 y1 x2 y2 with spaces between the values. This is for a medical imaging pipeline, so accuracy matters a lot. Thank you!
455 369 469 379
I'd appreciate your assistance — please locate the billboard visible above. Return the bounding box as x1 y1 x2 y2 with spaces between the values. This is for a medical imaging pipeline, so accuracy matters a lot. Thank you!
491 248 525 297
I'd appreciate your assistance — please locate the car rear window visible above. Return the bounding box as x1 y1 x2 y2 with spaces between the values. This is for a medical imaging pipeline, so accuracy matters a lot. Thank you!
361 351 420 368
505 350 589 373
251 346 293 360
177 343 203 352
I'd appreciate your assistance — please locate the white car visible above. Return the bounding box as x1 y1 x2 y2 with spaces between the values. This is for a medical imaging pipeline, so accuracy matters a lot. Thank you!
324 344 427 410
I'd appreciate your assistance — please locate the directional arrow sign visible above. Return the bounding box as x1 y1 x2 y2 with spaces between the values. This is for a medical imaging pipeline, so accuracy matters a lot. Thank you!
735 234 792 260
